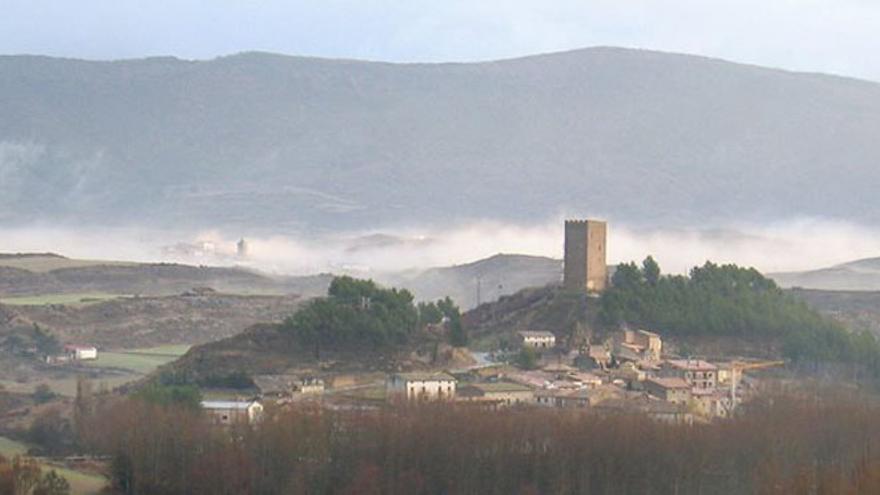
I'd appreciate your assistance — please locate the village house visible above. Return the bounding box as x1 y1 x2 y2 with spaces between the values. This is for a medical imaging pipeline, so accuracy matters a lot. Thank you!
299 376 324 394
457 382 534 408
566 372 603 389
201 400 264 425
644 377 692 404
64 344 97 361
506 370 555 389
642 400 694 424
692 389 734 418
661 359 718 391
584 345 612 370
615 329 662 361
517 330 556 349
386 372 457 401
535 388 592 408
593 397 694 424
611 362 646 389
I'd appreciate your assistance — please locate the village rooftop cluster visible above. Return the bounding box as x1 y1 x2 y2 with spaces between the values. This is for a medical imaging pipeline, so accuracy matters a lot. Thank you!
200 219 782 426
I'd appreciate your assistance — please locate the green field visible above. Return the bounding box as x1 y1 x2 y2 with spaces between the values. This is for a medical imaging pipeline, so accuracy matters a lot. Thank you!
0 292 126 307
0 375 136 398
0 436 107 494
86 345 191 374
0 436 27 456
124 344 192 356
0 345 192 398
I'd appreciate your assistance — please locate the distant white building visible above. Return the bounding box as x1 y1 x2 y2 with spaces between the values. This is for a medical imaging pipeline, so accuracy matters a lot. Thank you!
517 331 556 349
386 372 456 401
64 344 97 361
201 400 264 425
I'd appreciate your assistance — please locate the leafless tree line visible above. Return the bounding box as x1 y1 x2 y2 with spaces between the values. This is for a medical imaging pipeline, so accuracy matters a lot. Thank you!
78 389 880 495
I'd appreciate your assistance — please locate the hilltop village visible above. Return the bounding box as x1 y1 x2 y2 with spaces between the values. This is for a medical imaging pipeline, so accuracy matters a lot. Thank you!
0 221 873 493
196 219 784 425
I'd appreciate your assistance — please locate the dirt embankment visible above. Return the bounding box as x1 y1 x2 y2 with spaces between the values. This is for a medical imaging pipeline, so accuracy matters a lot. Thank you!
463 284 600 349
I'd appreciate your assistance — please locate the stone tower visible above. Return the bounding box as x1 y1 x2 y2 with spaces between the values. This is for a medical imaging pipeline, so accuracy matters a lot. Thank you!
236 238 249 259
563 219 607 293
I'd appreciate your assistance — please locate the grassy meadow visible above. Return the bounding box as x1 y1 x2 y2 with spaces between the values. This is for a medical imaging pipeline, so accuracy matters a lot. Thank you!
0 436 107 494
0 345 192 398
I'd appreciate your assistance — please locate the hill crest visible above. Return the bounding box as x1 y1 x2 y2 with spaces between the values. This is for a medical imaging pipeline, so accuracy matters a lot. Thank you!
3 47 880 231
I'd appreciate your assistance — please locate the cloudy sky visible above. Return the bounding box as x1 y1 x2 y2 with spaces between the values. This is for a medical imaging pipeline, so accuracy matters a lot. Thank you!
4 0 879 81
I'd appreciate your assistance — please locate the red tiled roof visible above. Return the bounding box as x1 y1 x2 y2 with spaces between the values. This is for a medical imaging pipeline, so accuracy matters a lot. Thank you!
665 359 717 371
647 377 690 389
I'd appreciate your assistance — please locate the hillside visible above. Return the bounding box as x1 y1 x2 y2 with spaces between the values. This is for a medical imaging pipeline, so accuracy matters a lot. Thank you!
164 277 475 384
0 253 332 297
0 292 304 349
772 257 880 291
383 254 561 309
462 284 595 349
789 288 880 338
3 48 880 231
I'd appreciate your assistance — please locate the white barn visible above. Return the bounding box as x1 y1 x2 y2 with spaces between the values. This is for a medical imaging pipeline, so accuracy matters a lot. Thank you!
64 344 98 361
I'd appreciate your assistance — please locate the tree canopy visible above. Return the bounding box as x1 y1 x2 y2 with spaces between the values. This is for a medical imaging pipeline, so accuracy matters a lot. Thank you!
282 277 420 356
418 296 468 347
600 258 880 372
283 278 471 356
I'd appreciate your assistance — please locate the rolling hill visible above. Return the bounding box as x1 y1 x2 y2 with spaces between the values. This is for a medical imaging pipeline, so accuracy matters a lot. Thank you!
2 48 880 232
0 253 331 297
771 257 880 291
380 253 561 309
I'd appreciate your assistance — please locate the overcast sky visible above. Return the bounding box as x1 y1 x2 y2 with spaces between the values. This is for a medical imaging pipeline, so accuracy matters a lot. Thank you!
3 0 879 81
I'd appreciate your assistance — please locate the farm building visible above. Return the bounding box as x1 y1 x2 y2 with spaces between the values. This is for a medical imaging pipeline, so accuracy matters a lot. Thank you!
64 344 98 361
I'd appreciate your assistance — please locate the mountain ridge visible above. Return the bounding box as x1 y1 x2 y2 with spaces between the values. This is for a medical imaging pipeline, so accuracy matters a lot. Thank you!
3 46 880 232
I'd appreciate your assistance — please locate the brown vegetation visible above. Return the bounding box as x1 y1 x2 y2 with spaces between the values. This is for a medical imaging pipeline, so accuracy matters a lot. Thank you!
78 389 880 495
0 455 70 495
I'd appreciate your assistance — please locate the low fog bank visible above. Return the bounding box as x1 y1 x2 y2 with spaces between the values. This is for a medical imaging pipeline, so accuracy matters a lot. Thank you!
1 217 878 278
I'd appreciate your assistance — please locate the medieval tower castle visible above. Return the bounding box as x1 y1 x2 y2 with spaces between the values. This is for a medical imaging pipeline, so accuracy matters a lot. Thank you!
563 219 608 293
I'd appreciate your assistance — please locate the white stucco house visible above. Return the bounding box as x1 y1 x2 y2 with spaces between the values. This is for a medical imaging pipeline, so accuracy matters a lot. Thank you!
386 372 457 401
517 330 556 349
64 344 98 361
